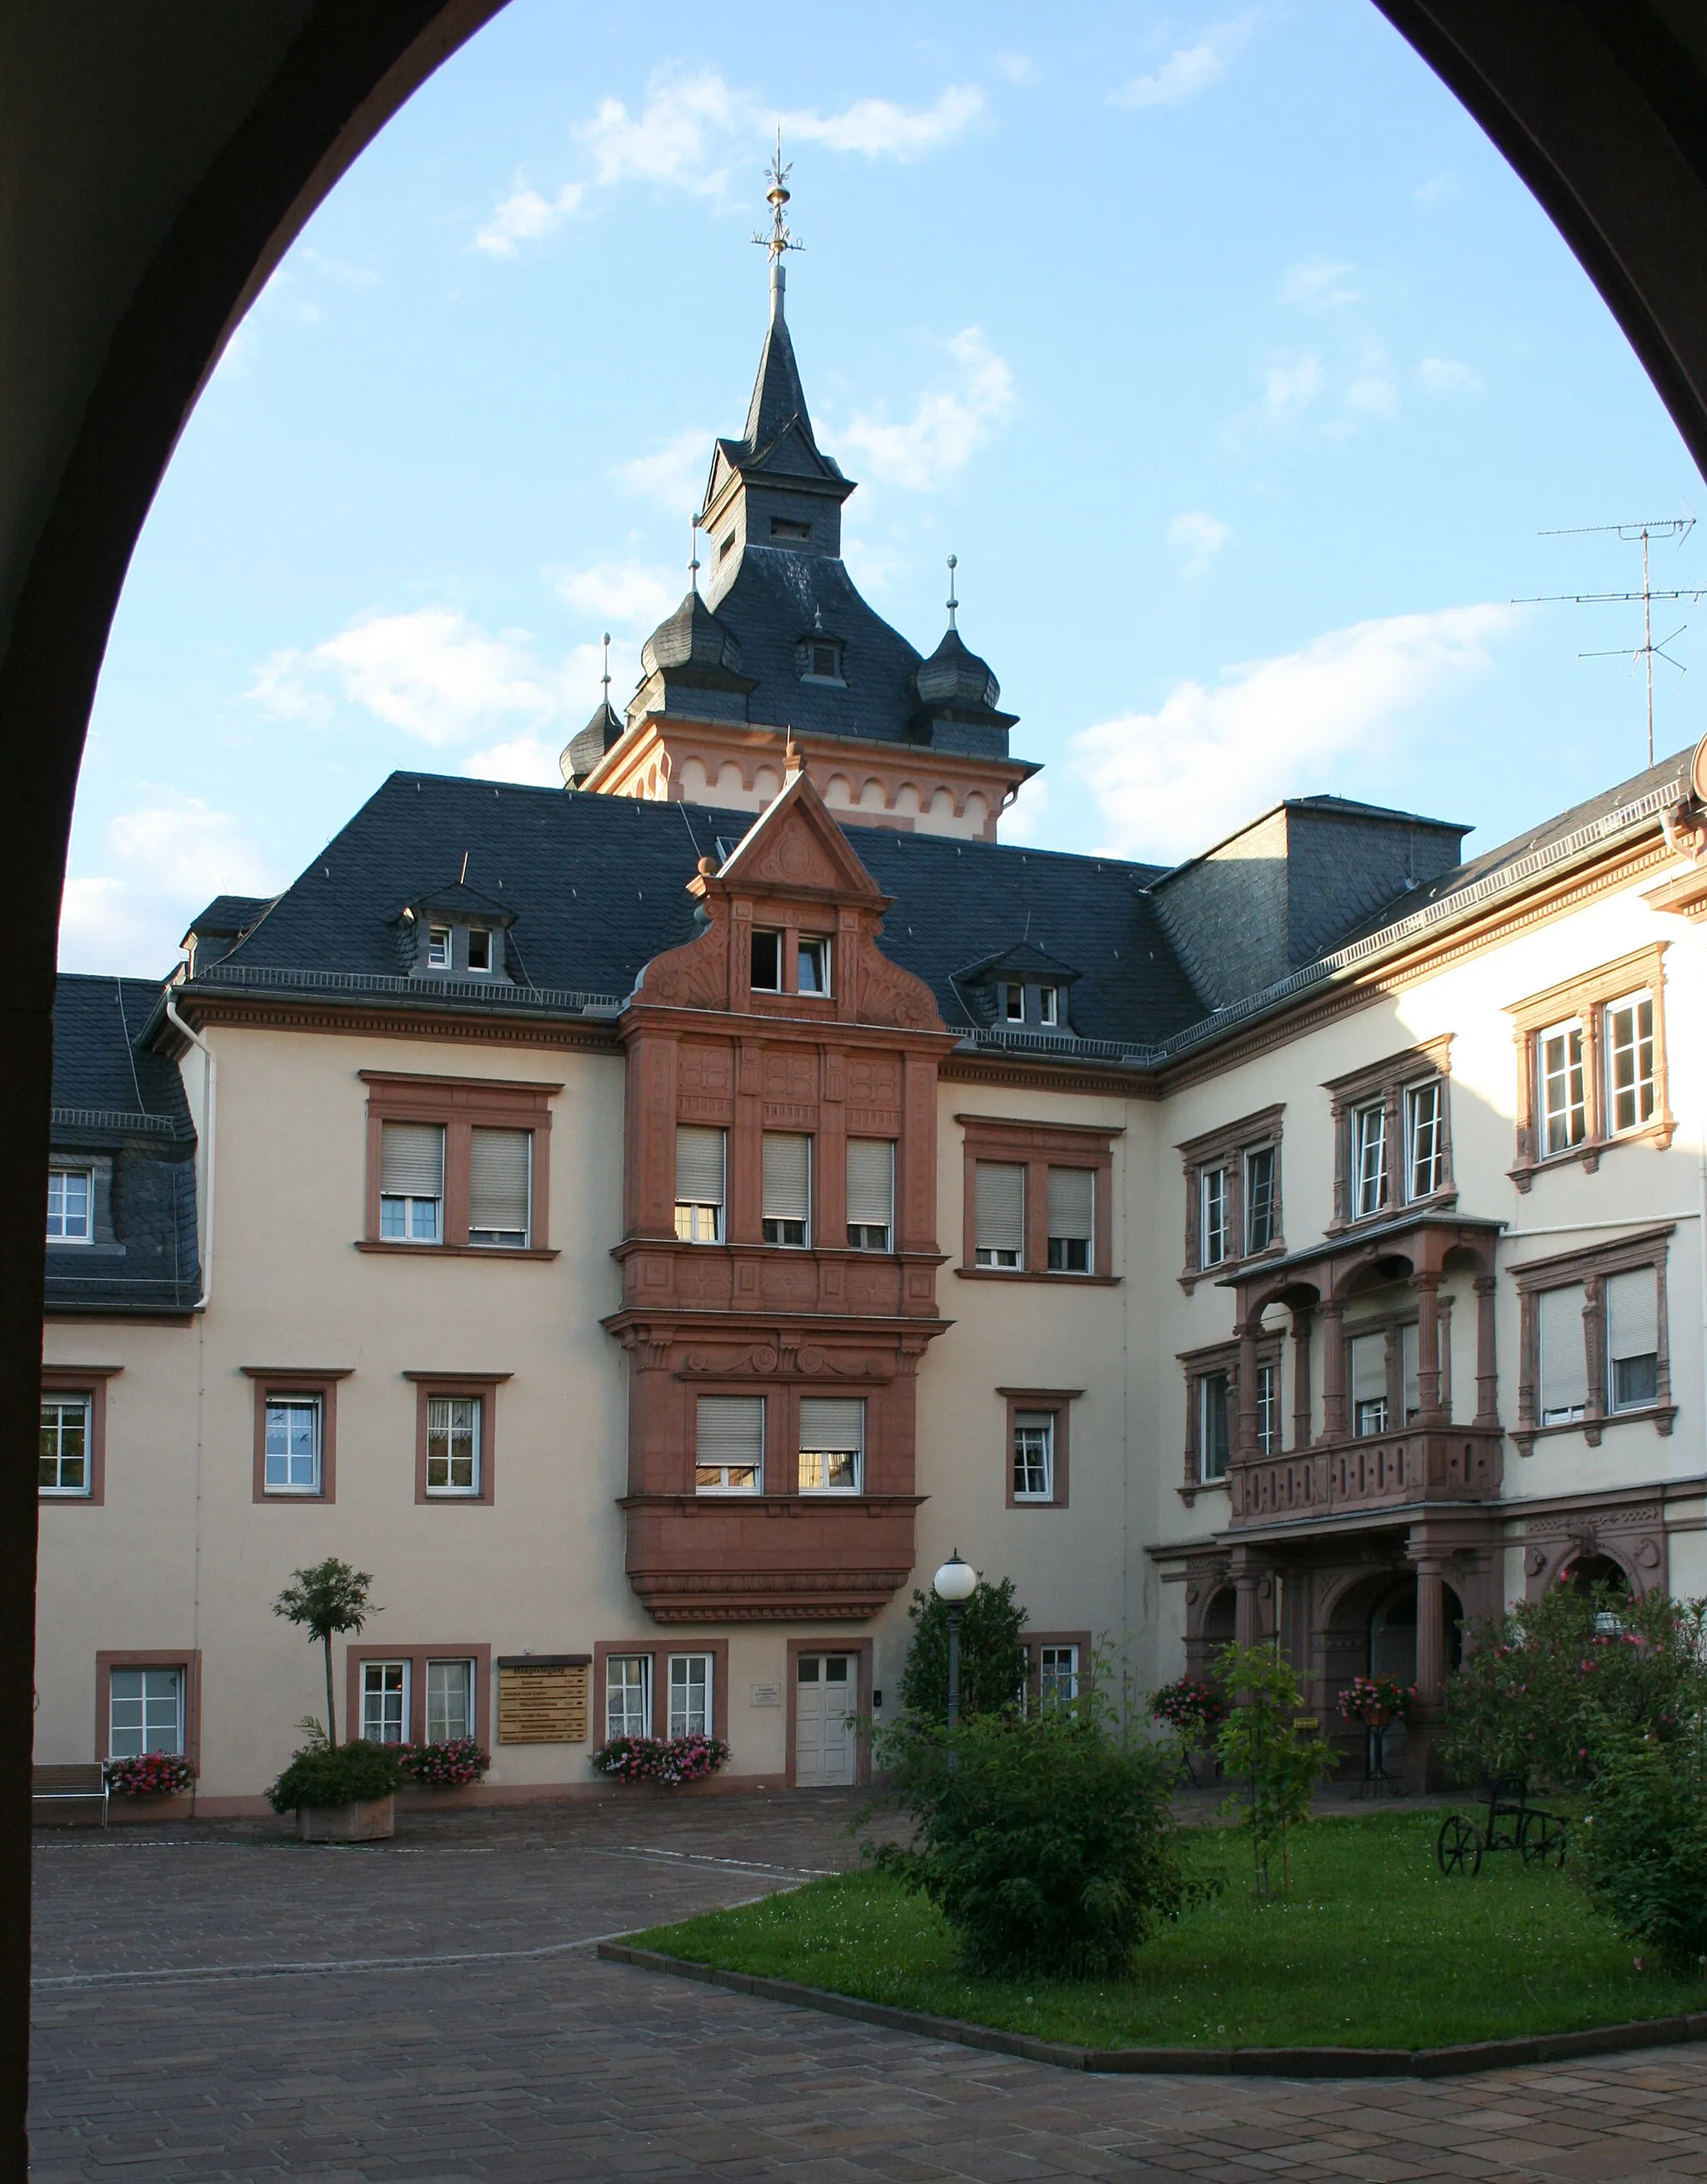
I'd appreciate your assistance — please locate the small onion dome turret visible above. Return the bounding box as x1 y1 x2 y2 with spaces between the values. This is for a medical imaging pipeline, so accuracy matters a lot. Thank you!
914 624 1002 712
561 699 625 789
642 589 745 679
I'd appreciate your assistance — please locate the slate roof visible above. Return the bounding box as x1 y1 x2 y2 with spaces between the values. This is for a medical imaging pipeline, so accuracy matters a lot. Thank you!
48 974 200 1315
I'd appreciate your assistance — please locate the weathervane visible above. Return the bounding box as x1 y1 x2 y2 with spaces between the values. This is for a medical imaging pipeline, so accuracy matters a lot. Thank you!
753 127 803 262
946 553 959 632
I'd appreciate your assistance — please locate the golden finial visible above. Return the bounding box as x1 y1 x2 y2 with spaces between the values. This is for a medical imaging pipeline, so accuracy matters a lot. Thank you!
753 127 803 265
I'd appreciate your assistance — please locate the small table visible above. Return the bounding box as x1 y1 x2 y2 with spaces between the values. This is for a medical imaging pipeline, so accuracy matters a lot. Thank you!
1354 1717 1403 1799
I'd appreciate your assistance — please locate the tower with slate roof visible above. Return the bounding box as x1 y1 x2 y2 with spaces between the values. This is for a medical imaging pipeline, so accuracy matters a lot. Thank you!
562 149 1039 839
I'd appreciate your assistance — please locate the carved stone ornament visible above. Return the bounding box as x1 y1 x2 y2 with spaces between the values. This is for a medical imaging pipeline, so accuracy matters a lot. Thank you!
856 947 942 1032
637 909 729 1010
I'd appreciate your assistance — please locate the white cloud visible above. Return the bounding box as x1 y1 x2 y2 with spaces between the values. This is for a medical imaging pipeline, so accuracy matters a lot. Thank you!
1261 354 1323 421
475 181 585 257
1169 511 1231 578
1414 168 1459 209
1280 258 1361 312
1111 17 1254 109
59 797 278 976
1069 605 1516 862
784 86 982 159
994 52 1037 87
837 327 1016 489
463 737 568 787
553 561 678 627
1418 355 1479 398
613 428 713 513
1343 372 1400 420
578 71 745 194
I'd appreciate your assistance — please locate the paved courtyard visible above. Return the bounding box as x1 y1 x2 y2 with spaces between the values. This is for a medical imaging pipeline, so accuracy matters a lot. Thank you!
28 1793 1707 2182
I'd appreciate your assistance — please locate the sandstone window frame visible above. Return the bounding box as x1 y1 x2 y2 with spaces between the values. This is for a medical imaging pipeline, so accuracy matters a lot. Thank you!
1510 1223 1676 1456
358 1071 560 1258
1179 1335 1282 1499
96 1650 201 1770
243 1366 353 1504
1024 1631 1093 1711
592 1639 729 1743
999 1386 1082 1509
957 1115 1119 1285
1324 1036 1454 1233
1505 945 1675 1191
39 1364 119 1506
345 1642 492 1748
404 1371 508 1507
1177 1105 1284 1292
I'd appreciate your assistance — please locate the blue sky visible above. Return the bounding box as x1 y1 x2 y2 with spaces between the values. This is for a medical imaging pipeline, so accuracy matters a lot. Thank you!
64 0 1707 972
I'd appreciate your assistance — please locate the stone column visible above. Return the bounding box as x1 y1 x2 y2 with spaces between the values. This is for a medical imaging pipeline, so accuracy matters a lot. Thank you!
1290 1307 1314 1452
1474 1275 1499 1427
1235 1317 1260 1457
1320 1300 1347 1440
1412 1272 1443 1420
1413 1552 1447 1703
1231 1551 1265 1651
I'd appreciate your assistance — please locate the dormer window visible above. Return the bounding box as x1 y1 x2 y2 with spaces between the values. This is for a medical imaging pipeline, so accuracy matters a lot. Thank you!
751 930 783 991
771 517 812 542
466 927 492 973
1038 986 1059 1027
797 937 831 995
428 926 452 970
718 532 736 560
1002 984 1024 1022
798 636 844 684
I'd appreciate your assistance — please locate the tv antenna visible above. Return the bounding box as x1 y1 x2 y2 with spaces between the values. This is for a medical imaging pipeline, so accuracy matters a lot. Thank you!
1515 517 1700 765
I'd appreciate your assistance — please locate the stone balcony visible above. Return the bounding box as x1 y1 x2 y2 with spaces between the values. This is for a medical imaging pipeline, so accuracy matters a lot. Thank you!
1229 1422 1504 1527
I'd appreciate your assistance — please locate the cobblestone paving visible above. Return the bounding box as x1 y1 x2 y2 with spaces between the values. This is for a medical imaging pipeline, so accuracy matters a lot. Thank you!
29 1794 1707 2182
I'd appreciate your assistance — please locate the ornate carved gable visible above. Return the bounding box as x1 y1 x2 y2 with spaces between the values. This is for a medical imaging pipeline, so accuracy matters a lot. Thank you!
719 765 887 904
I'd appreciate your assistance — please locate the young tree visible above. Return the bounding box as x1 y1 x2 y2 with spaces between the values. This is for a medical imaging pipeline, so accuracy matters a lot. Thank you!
1215 1642 1335 1896
273 1558 378 1747
898 1574 1029 1722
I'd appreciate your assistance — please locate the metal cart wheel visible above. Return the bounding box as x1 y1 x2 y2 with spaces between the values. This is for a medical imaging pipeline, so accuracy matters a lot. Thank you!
1519 1811 1568 1869
1436 1813 1483 1876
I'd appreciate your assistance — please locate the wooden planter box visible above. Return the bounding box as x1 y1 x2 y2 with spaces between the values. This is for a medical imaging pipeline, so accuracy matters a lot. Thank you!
297 1793 393 1842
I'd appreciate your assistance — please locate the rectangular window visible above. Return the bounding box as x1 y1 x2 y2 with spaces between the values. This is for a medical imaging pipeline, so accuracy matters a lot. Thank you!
1038 1643 1079 1707
1401 1322 1421 1422
1037 986 1059 1027
1244 1147 1276 1255
674 1125 727 1244
264 1397 321 1494
468 1127 531 1247
46 1167 93 1243
974 1160 1025 1268
1351 1102 1388 1217
1199 1166 1229 1267
696 1394 763 1492
1539 1022 1587 1155
425 1397 481 1495
771 516 812 542
1256 1361 1279 1454
1013 1411 1054 1501
1404 1078 1446 1201
845 1137 894 1251
1606 1267 1660 1412
668 1653 713 1737
1539 1283 1588 1424
1046 1166 1094 1273
425 1658 474 1743
362 1661 408 1744
466 927 492 973
1002 982 1024 1022
797 936 831 994
1199 1372 1231 1483
751 929 783 991
379 1121 444 1242
605 1655 651 1742
798 1398 863 1492
1349 1332 1388 1437
760 1132 811 1246
108 1667 184 1758
427 926 451 969
1605 993 1656 1135
39 1396 92 1496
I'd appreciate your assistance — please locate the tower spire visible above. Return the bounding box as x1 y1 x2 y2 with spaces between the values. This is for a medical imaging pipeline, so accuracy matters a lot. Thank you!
753 126 802 326
601 631 611 706
946 554 959 632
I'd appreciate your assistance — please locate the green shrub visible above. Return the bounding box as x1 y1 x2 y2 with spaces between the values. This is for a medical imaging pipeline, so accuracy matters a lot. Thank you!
870 1705 1198 1977
1214 1643 1336 1897
897 1573 1029 1722
1574 1727 1707 1973
1441 1587 1707 1790
268 1738 404 1813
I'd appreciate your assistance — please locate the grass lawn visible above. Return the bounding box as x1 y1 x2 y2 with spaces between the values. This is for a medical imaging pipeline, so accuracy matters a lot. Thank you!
629 1811 1706 2050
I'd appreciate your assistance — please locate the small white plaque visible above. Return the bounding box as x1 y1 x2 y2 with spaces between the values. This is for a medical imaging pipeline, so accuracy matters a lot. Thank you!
748 1682 783 1707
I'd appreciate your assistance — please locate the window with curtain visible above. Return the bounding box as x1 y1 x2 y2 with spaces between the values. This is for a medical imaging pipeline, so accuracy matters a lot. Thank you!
1038 1644 1079 1707
1351 1103 1388 1217
1349 1332 1388 1436
1046 1166 1094 1273
974 1160 1024 1268
674 1126 726 1243
1199 1165 1229 1265
468 1127 530 1247
362 1661 408 1743
1401 1322 1421 1422
380 1121 444 1242
1199 1372 1230 1483
845 1138 894 1251
696 1394 763 1492
39 1396 92 1495
1255 1362 1279 1454
1539 1283 1588 1424
426 1659 474 1743
605 1655 650 1741
1606 1267 1659 1411
46 1167 93 1242
108 1667 184 1758
264 1397 321 1492
668 1653 713 1736
798 1398 863 1492
761 1132 811 1246
426 1397 481 1493
1404 1079 1446 1200
1013 1412 1054 1500
1244 1147 1276 1254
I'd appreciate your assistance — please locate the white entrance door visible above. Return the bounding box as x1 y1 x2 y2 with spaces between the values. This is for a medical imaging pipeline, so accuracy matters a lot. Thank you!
794 1654 858 1786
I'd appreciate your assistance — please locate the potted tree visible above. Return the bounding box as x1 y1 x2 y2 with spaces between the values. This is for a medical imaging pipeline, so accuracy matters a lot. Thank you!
269 1559 398 1842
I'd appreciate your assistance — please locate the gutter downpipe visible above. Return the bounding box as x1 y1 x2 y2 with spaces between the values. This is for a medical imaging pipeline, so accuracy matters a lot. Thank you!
163 991 212 1822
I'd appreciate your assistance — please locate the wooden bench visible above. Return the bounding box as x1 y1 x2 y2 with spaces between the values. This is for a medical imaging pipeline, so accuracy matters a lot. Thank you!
32 1762 108 1827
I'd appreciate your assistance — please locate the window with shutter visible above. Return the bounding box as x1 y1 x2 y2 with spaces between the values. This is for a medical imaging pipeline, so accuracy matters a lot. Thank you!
1046 1167 1094 1273
761 1132 811 1247
1606 1267 1659 1410
468 1127 531 1247
674 1126 726 1244
974 1162 1024 1268
696 1395 763 1492
798 1398 864 1492
1539 1284 1588 1423
1349 1332 1388 1437
380 1122 445 1242
845 1139 894 1251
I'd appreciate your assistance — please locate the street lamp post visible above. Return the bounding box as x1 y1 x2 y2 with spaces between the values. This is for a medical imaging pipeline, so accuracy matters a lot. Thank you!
933 1552 977 1737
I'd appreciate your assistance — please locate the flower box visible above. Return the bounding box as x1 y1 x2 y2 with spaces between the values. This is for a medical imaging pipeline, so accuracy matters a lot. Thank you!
297 1794 393 1843
105 1752 196 1798
398 1737 490 1789
590 1733 730 1786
